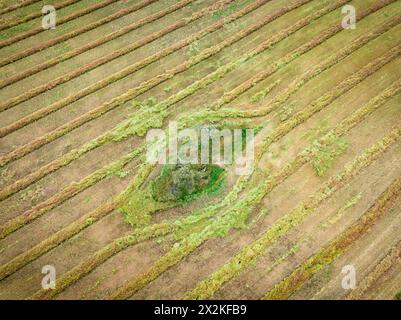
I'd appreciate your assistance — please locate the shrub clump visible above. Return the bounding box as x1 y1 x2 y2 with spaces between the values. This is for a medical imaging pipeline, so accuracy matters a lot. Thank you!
151 164 225 203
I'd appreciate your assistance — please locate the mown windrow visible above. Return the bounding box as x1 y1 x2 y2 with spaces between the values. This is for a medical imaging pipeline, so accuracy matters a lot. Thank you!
108 56 401 299
263 175 401 300
346 238 401 300
1 15 399 259
0 0 234 89
0 0 41 15
184 126 401 300
24 82 399 298
1 0 400 300
0 0 230 129
0 0 315 197
0 0 197 90
0 0 157 65
0 0 81 32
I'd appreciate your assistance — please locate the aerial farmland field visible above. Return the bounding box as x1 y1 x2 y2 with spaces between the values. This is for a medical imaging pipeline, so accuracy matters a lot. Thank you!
0 0 400 302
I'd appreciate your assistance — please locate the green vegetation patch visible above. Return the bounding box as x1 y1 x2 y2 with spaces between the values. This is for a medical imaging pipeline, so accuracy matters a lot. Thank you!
151 164 225 203
310 135 348 177
395 292 401 300
119 164 225 228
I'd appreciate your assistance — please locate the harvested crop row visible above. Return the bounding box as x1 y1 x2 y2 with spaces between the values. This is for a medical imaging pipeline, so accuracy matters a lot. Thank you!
0 164 154 282
0 0 157 66
31 79 401 300
0 0 41 15
0 0 81 32
0 0 230 89
256 43 401 158
3 64 398 298
2 37 397 285
346 238 401 300
0 0 272 134
263 175 401 300
0 0 307 180
29 221 176 300
183 14 401 128
0 0 120 49
0 146 145 240
184 126 401 300
0 0 227 131
0 0 197 91
0 0 288 144
213 0 398 110
7 0 397 139
2 37 399 239
108 63 401 300
2 2 205 94
5 160 249 296
244 14 401 119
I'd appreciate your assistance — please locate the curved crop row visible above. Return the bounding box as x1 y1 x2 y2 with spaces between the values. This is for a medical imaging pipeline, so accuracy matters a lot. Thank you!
39 79 401 300
1 28 397 284
28 190 244 300
0 0 157 66
0 0 283 140
0 155 249 294
212 0 398 111
10 8 401 239
0 163 154 282
0 0 41 15
263 175 401 300
346 238 401 300
0 146 145 240
184 125 401 300
108 54 401 300
2 53 398 297
0 0 227 130
0 0 308 181
0 0 81 32
2 35 399 236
